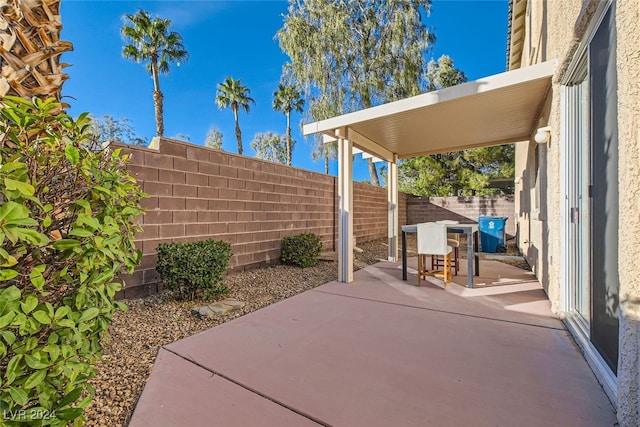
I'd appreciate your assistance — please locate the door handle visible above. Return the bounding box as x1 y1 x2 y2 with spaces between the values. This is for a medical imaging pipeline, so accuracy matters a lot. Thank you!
570 207 579 223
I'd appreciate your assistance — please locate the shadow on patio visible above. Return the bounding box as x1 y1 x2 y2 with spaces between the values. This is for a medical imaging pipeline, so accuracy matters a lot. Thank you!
129 260 616 427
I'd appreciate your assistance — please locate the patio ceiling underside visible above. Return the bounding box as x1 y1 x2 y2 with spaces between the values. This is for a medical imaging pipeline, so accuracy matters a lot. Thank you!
303 60 557 160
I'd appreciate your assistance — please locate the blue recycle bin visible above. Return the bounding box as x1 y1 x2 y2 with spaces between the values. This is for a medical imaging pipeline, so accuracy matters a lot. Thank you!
478 216 508 253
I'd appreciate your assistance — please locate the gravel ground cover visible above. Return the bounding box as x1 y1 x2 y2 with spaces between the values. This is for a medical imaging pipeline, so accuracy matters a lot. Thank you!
85 239 389 426
85 237 529 426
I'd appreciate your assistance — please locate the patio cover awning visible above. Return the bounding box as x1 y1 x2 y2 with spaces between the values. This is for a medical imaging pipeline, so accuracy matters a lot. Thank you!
302 60 557 283
303 59 557 160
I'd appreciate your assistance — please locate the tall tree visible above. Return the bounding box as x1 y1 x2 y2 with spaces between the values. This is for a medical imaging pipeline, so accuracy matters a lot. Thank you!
306 89 343 174
426 54 468 91
398 146 515 196
0 0 72 100
170 133 190 142
273 83 304 166
397 55 514 196
215 76 254 155
89 114 148 146
250 131 287 164
205 127 223 150
277 0 435 185
312 139 337 175
122 10 188 137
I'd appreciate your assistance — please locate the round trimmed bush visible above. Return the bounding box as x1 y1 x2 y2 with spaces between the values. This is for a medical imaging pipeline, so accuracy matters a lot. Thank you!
281 233 322 268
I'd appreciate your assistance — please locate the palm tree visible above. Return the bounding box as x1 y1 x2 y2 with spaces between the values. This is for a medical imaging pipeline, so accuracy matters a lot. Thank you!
215 77 254 155
122 10 188 137
0 0 72 100
273 84 304 166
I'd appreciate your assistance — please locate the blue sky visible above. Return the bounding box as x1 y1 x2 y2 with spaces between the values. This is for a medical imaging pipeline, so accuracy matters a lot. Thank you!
61 0 509 182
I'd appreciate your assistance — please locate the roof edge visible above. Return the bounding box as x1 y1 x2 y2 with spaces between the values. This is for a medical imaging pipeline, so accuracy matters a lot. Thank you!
507 0 528 70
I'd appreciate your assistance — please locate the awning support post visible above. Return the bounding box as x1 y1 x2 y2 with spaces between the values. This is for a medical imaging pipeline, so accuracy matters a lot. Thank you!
337 128 353 283
388 154 399 261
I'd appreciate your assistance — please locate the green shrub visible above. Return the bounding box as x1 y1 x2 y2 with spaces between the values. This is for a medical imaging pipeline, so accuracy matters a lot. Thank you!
0 96 145 425
156 239 232 300
281 233 322 268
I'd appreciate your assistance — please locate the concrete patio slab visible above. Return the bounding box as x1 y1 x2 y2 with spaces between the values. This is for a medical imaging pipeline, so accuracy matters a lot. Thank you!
330 259 560 329
129 348 319 427
129 261 617 427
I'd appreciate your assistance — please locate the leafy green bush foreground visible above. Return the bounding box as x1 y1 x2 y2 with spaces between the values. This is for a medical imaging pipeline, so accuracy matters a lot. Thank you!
0 97 145 426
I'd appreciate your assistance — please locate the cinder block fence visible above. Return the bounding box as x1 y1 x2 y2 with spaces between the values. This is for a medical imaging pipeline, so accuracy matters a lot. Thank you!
407 196 516 237
118 138 513 298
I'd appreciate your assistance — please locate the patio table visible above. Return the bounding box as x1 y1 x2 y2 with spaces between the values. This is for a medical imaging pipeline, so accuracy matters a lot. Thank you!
401 223 480 288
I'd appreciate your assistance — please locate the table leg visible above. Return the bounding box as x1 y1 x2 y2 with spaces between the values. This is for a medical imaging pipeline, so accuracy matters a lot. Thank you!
474 231 480 276
402 230 407 281
466 230 473 288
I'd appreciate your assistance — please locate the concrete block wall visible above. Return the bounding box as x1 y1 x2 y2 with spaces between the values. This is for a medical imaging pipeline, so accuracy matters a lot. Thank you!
406 195 516 237
398 191 408 233
354 182 387 243
118 139 403 298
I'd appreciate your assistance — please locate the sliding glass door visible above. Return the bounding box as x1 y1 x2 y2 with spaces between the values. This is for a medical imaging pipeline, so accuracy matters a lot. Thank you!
563 3 618 375
564 72 591 328
566 76 590 324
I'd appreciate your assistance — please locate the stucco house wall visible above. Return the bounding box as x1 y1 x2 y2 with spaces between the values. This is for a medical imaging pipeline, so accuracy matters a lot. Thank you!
514 0 585 311
613 1 640 424
512 1 640 424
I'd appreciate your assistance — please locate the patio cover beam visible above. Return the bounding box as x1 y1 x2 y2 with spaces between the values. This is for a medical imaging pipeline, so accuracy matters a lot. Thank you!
345 127 394 162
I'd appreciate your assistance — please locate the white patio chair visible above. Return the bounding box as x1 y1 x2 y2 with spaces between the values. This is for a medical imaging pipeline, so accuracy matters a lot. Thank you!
432 220 460 275
417 222 453 288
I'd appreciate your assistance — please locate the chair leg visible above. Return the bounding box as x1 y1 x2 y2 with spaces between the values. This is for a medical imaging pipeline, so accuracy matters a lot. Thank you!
417 254 422 287
454 247 459 275
443 254 449 288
